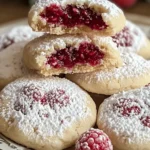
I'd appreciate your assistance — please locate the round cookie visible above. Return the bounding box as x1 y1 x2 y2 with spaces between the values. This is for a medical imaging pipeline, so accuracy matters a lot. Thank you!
0 76 96 150
29 0 126 36
112 20 150 59
97 85 150 150
0 25 43 51
23 34 122 76
66 52 150 95
0 42 30 90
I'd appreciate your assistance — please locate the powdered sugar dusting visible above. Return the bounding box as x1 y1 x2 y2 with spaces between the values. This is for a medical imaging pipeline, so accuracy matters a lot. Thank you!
98 85 150 144
0 42 29 79
112 21 146 53
0 77 91 138
26 34 92 53
0 25 43 51
72 52 150 83
25 34 117 55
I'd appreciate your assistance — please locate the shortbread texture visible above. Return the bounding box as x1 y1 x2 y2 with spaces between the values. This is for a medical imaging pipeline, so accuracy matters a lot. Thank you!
67 52 150 95
97 85 150 150
28 0 126 36
23 34 122 76
0 77 96 150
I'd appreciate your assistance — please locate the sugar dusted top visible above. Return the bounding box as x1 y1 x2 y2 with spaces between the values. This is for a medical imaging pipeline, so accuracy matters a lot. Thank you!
112 21 146 53
0 77 91 139
98 85 150 143
24 34 117 54
0 25 43 50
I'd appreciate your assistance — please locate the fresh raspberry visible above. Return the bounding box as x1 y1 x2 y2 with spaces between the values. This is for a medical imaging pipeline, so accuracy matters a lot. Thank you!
113 98 141 117
75 128 113 150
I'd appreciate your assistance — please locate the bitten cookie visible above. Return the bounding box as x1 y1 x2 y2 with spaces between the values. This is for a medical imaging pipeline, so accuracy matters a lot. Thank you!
0 42 30 90
0 25 43 51
66 52 150 95
23 34 122 76
28 0 126 36
112 21 150 59
97 85 150 150
0 77 96 150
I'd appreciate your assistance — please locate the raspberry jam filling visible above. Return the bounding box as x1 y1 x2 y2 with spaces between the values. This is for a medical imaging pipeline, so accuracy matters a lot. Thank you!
113 98 141 117
112 27 133 47
14 84 70 115
46 42 104 69
40 4 108 30
141 116 150 128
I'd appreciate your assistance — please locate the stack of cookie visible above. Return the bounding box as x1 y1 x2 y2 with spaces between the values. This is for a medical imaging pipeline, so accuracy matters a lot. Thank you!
24 0 126 76
0 0 150 150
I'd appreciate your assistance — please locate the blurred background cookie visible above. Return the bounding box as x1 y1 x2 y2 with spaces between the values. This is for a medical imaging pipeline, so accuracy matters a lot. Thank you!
0 26 43 51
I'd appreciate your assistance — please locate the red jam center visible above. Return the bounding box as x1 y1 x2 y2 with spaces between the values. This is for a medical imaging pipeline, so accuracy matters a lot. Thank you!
14 84 69 115
40 4 108 30
141 116 150 128
77 129 112 150
46 42 104 69
112 27 134 47
113 98 141 117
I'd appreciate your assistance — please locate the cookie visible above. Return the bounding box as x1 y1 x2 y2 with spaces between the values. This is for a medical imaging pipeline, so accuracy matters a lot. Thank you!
28 0 126 36
0 76 96 150
112 20 150 59
66 52 150 95
97 85 150 150
23 34 122 76
0 25 43 51
0 42 30 90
